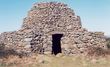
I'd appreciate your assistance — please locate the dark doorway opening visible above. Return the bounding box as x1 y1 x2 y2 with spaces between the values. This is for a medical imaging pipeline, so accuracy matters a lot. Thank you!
52 34 63 55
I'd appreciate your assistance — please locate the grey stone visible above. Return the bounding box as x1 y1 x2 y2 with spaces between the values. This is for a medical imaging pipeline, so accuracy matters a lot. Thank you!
0 2 107 55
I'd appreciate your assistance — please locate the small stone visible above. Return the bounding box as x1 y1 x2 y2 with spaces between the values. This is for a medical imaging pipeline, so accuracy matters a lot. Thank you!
44 51 51 55
24 38 32 42
56 53 64 57
24 45 31 48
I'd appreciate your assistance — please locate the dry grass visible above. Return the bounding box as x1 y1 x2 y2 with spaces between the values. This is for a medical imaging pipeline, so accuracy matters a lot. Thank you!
86 46 110 57
0 53 110 67
0 45 110 67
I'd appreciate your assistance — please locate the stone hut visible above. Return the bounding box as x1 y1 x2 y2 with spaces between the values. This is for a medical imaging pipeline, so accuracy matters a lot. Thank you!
0 2 107 55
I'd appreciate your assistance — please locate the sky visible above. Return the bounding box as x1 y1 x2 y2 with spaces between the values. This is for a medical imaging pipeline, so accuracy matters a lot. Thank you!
0 0 110 36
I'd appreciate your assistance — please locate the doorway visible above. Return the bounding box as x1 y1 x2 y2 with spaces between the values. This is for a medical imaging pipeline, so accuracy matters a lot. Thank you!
52 34 63 55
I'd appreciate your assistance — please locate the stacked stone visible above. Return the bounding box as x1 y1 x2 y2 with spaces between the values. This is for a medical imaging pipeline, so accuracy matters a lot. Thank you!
0 2 107 55
22 2 81 30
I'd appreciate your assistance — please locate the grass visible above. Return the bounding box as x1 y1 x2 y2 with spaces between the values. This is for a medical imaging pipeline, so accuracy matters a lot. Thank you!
40 55 110 67
0 54 110 67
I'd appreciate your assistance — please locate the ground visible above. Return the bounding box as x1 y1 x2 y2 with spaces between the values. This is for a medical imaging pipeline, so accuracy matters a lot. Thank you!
0 54 110 67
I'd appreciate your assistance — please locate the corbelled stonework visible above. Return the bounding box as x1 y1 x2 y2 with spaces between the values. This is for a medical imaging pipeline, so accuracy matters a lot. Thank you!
0 2 107 55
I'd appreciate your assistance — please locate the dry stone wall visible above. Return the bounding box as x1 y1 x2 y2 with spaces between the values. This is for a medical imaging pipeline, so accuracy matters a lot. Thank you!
0 2 107 55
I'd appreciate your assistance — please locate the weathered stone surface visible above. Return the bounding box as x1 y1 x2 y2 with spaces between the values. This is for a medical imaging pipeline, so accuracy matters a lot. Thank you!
0 2 107 55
